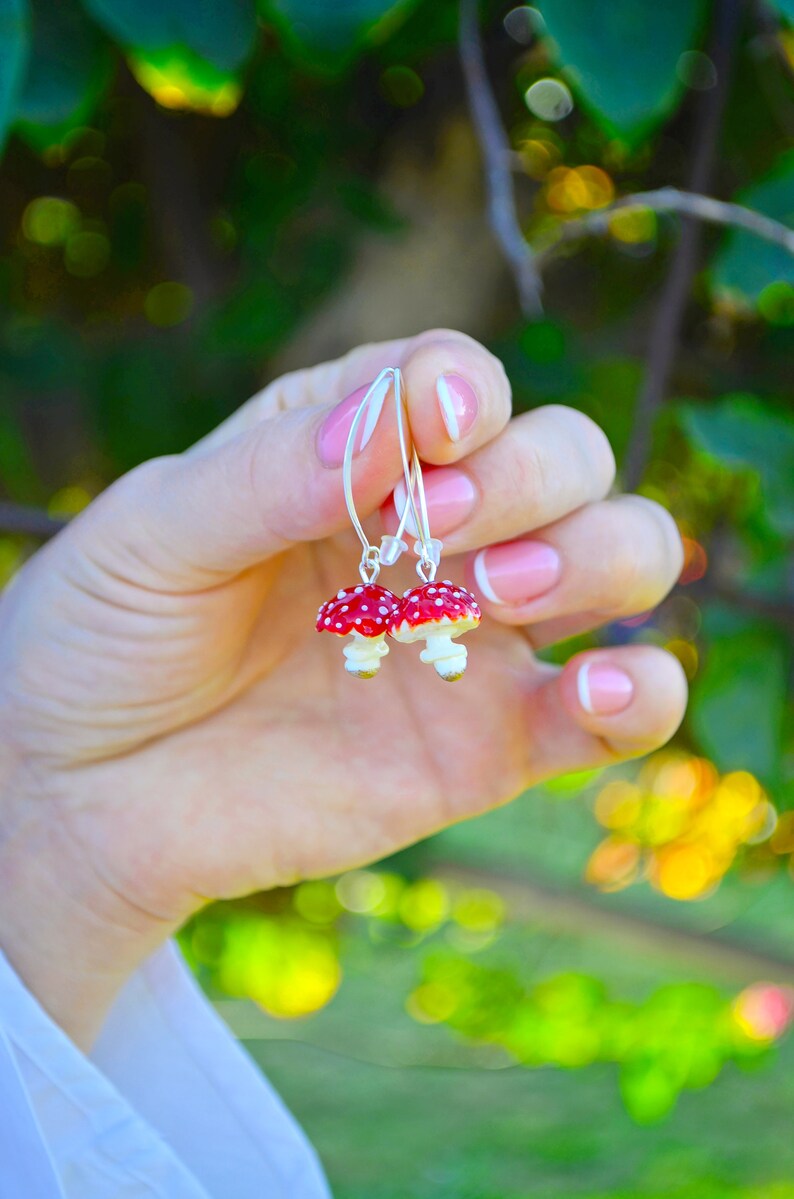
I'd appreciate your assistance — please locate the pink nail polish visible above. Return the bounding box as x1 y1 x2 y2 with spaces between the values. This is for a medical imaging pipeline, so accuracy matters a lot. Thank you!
317 380 388 468
577 662 634 715
436 374 479 442
472 541 561 605
393 468 477 535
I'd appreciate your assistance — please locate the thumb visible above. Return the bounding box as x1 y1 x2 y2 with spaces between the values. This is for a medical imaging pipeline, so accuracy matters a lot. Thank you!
71 332 511 589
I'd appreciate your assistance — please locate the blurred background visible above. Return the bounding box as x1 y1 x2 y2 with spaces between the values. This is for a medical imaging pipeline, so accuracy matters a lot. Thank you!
1 0 794 1195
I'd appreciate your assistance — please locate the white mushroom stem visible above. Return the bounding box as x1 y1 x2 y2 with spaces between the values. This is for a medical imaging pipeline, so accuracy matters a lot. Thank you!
419 633 468 681
342 631 389 678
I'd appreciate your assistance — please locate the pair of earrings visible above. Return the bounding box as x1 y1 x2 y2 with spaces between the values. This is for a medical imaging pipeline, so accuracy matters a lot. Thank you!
316 367 481 681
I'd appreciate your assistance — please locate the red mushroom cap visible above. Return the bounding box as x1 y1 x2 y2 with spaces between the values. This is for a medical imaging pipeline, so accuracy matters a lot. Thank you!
388 580 481 642
317 583 399 637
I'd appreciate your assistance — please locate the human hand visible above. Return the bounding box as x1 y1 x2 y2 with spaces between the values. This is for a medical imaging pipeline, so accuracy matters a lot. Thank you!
0 330 686 1046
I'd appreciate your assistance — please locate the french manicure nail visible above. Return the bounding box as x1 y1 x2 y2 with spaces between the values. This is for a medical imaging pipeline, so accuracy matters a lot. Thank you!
393 468 477 536
472 541 561 605
436 374 479 442
577 662 634 716
317 377 389 468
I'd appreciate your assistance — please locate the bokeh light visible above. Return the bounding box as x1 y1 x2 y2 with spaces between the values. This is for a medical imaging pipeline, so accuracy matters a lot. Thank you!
293 879 342 924
399 878 449 932
524 78 574 122
504 6 544 44
128 49 241 115
380 65 425 107
758 281 794 326
64 228 110 277
336 869 388 914
733 984 794 1042
608 205 657 245
676 50 717 91
48 486 93 518
678 535 709 583
586 754 778 900
545 165 615 214
22 197 80 246
144 282 194 327
216 916 341 1019
515 135 562 179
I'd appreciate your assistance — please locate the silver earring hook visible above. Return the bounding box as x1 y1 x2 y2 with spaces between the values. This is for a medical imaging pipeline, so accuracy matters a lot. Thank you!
341 367 441 583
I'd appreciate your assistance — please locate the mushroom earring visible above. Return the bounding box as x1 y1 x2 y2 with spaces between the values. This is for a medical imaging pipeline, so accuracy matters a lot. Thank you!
315 365 482 679
388 581 481 681
315 368 416 679
384 397 482 680
316 584 399 678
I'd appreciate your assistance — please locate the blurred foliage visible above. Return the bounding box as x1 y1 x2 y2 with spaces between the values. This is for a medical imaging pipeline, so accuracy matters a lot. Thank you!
712 151 794 303
536 0 710 142
413 959 788 1124
182 855 794 1129
585 754 779 899
1 0 794 1189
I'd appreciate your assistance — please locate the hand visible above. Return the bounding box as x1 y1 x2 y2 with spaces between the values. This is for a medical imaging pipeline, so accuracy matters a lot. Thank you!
0 330 686 1046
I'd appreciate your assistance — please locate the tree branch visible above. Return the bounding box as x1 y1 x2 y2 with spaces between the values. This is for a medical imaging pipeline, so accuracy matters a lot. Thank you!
0 503 67 540
458 0 544 317
534 186 794 263
686 575 794 633
621 0 745 491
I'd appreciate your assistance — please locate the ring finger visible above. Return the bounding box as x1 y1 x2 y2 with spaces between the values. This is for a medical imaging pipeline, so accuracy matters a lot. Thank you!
464 493 683 646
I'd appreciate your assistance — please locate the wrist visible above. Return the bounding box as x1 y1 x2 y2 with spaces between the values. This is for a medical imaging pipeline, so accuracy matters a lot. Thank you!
0 766 179 1050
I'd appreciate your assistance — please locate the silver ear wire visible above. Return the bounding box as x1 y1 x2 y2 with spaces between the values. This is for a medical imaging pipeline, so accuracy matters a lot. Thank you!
342 366 443 583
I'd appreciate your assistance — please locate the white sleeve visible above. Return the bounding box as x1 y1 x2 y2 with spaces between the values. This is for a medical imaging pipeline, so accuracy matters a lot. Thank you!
0 941 331 1199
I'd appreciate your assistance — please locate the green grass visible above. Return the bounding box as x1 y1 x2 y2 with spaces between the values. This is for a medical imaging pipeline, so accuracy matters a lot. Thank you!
231 928 794 1199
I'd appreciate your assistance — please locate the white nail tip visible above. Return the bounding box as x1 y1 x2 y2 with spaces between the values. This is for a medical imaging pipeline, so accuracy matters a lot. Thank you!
436 375 461 442
472 550 503 605
359 375 390 451
577 662 594 714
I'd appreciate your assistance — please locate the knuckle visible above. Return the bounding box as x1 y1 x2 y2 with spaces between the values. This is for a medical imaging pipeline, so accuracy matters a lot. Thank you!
505 438 552 518
93 457 175 524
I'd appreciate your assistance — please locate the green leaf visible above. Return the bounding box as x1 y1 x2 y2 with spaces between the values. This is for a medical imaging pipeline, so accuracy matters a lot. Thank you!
0 0 30 150
536 0 709 142
262 0 417 66
15 0 109 129
768 0 794 21
80 0 256 71
711 150 794 304
689 619 788 783
680 394 794 537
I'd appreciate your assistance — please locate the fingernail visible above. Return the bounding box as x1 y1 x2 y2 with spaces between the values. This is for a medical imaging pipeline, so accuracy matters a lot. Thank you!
317 377 389 468
436 374 479 442
577 662 634 716
472 541 561 605
393 468 477 536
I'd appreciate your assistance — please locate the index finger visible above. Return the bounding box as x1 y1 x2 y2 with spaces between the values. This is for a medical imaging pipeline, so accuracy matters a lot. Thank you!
191 328 512 466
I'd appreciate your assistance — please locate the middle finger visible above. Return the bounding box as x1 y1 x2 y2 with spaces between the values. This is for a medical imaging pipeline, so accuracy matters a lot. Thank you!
381 404 616 553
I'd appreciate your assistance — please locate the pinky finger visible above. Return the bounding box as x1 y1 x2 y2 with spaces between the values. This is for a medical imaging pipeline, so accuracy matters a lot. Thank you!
526 645 688 783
